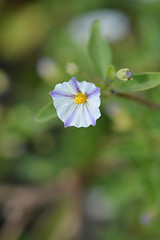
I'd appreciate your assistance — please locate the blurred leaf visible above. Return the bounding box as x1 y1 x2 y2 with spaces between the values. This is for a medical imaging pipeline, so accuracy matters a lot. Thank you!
0 4 50 59
113 72 160 93
2 103 50 139
35 101 57 123
16 155 55 183
88 21 112 80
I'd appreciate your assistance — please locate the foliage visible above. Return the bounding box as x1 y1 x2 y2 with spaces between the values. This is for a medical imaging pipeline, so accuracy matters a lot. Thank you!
1 0 160 239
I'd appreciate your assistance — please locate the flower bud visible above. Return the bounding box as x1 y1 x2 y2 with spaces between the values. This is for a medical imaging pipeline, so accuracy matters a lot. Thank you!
116 68 133 81
65 62 79 76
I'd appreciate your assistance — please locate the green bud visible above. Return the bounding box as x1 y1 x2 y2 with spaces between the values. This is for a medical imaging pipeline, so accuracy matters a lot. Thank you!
116 68 133 82
65 62 79 76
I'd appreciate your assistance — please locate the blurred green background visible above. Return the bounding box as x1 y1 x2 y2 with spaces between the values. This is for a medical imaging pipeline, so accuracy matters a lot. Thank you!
1 0 160 239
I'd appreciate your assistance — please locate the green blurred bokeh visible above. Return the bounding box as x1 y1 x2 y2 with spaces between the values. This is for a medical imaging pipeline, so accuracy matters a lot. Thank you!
1 0 160 239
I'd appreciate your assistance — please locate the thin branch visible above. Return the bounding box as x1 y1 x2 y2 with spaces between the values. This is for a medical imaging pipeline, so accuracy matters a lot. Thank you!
111 90 160 110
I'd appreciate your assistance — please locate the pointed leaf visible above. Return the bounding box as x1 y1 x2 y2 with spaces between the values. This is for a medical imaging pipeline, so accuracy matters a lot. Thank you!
88 21 112 80
35 101 57 123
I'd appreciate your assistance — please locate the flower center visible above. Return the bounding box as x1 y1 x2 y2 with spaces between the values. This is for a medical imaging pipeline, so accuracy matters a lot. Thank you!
74 92 87 104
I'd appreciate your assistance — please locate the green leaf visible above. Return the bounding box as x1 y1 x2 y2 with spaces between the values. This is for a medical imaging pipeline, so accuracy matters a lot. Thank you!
113 72 160 93
88 21 112 80
35 101 57 123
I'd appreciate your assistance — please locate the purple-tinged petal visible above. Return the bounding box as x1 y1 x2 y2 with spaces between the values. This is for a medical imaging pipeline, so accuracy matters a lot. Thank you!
86 105 96 126
49 90 74 98
87 87 101 97
71 77 81 92
49 78 101 128
64 105 78 128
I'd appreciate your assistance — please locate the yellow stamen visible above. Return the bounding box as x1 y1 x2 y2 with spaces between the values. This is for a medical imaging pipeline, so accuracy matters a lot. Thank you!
74 92 87 104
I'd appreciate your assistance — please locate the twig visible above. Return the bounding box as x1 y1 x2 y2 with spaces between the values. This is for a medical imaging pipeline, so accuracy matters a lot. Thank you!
111 90 160 110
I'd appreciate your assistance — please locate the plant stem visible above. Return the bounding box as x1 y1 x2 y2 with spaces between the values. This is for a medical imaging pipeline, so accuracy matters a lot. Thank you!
111 90 160 110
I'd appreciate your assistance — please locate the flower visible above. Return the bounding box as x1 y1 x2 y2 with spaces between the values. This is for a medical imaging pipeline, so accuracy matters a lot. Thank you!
116 68 133 81
49 77 101 128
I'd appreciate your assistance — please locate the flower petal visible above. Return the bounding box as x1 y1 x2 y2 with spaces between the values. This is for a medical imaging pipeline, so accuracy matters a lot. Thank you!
69 102 100 128
87 87 101 98
56 101 77 127
78 81 98 95
85 105 96 126
49 90 74 98
53 96 74 110
51 80 77 97
64 104 79 128
87 95 101 108
70 104 89 128
71 77 81 92
86 101 101 124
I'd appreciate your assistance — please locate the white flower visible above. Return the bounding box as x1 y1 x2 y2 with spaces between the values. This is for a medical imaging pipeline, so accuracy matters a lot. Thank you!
49 77 101 128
